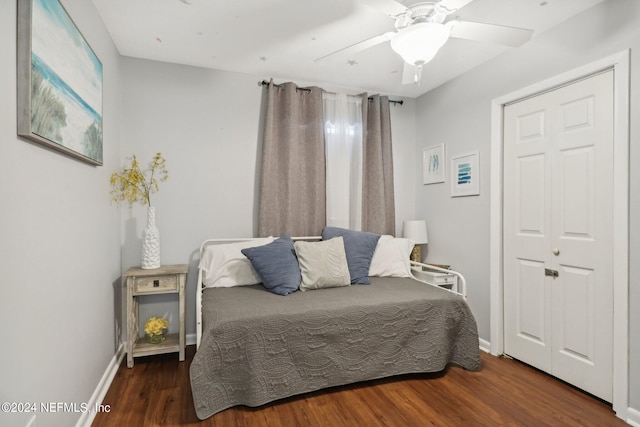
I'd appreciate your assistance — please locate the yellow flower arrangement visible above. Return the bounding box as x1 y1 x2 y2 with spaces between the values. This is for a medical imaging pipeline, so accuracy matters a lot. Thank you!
144 316 169 336
109 152 168 207
144 316 168 344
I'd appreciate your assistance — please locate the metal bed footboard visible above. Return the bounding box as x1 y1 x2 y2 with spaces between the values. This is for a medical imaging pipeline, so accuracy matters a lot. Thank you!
410 260 468 299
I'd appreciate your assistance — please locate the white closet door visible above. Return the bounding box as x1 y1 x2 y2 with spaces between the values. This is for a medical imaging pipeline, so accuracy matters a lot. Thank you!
503 70 614 402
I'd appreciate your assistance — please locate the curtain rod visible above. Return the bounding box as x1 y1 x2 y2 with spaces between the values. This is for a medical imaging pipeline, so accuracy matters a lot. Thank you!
258 80 404 106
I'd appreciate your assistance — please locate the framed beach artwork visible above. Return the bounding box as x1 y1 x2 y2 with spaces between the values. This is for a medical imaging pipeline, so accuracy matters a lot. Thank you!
450 152 480 197
422 144 445 185
17 0 103 166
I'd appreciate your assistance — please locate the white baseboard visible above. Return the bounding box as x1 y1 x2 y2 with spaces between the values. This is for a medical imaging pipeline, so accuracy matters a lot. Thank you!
76 343 125 427
479 338 491 353
187 332 196 346
627 407 640 426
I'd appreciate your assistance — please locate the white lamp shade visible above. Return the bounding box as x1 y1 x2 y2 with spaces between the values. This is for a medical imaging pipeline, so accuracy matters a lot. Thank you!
390 22 450 66
403 220 429 244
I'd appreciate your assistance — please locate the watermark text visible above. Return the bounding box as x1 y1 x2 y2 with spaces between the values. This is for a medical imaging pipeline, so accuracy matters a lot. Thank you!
2 402 111 414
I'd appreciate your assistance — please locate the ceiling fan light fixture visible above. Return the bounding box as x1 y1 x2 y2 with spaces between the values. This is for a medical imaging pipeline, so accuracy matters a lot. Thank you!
390 22 450 66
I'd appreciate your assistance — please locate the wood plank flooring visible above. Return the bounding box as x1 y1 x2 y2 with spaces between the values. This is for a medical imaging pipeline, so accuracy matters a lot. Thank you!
92 345 627 426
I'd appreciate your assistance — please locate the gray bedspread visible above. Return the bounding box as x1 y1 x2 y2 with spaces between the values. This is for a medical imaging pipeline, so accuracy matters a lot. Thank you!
190 276 481 420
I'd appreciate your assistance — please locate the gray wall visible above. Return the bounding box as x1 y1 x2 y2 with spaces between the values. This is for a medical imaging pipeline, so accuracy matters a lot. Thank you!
118 57 418 341
414 0 640 412
2 0 637 425
0 1 122 426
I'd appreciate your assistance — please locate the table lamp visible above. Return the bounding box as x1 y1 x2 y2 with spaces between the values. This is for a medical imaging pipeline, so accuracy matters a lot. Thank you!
403 220 428 263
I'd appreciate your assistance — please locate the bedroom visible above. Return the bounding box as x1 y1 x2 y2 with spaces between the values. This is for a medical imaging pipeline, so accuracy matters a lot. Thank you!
0 0 638 426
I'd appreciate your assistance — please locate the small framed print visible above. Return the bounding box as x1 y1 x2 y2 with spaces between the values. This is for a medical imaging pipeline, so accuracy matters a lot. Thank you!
451 152 480 197
422 144 445 185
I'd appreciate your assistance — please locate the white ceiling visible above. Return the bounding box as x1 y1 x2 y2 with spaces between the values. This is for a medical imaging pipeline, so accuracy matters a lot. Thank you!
93 0 605 98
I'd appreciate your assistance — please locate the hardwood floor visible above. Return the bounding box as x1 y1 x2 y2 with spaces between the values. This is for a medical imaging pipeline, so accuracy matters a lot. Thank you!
92 345 626 426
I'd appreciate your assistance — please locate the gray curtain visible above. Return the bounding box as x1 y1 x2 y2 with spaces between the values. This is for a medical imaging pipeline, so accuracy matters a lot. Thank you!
361 94 395 235
257 81 326 237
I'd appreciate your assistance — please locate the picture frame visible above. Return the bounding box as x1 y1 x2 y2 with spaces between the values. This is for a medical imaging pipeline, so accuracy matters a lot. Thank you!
450 152 480 197
422 144 445 185
17 0 103 166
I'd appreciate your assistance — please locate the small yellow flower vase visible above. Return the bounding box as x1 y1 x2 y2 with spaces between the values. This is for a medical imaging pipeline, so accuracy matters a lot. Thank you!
146 330 166 344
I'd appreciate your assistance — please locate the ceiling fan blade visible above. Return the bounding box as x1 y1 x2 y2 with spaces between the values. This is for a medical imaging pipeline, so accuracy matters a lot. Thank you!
450 21 533 47
360 0 408 17
438 0 474 14
315 32 395 62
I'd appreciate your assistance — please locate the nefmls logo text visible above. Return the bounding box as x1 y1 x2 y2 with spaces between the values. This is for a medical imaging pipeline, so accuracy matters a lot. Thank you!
40 402 110 413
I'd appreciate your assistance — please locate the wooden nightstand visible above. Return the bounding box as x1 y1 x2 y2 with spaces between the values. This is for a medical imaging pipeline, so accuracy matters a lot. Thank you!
412 267 457 292
124 264 188 368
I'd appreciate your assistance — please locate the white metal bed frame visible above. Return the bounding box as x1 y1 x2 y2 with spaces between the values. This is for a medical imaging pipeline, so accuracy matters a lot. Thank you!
195 237 467 348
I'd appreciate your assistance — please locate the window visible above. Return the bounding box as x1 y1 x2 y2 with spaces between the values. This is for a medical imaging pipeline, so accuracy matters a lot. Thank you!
323 93 363 230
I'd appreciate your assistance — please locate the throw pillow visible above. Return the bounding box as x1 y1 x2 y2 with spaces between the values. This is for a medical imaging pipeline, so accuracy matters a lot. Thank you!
198 237 274 287
321 226 381 284
369 235 413 278
241 235 301 296
294 237 351 291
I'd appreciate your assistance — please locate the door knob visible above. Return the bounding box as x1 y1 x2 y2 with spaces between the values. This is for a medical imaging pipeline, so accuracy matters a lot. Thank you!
552 248 560 256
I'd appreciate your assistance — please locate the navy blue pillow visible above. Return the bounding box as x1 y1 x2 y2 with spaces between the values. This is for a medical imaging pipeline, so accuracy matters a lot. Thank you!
241 235 301 295
321 227 381 284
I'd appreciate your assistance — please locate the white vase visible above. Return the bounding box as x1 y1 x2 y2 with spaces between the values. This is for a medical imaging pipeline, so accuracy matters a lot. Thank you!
141 206 161 269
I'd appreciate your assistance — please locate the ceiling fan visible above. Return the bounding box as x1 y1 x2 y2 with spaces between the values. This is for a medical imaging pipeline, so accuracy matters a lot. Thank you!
316 0 533 85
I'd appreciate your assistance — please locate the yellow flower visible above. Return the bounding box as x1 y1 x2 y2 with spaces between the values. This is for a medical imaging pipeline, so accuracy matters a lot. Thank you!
144 316 168 336
110 153 169 206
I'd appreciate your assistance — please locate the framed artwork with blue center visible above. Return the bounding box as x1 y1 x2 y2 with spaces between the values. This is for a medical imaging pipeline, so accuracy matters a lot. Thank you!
451 152 480 197
17 0 103 166
423 144 445 185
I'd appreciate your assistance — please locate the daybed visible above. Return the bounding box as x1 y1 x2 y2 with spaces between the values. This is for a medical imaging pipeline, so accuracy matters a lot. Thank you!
190 230 481 420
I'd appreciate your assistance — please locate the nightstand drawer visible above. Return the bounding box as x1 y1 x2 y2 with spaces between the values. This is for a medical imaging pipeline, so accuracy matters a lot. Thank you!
134 275 178 294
